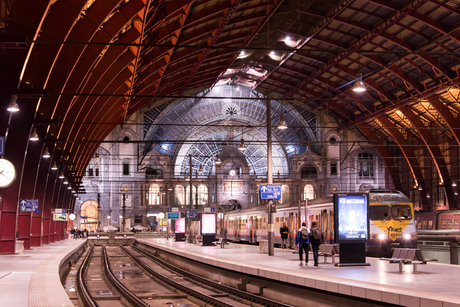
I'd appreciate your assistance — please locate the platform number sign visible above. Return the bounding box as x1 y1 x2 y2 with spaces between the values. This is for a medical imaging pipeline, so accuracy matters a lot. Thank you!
259 184 281 200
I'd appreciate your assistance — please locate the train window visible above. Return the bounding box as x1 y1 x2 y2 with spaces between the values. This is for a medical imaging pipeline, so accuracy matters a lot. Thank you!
391 205 412 220
369 205 391 220
263 218 266 230
276 217 280 230
455 219 459 229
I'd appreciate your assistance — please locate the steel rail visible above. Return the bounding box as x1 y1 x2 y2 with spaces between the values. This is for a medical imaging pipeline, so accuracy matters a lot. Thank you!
101 245 151 307
119 245 235 307
129 244 293 307
76 245 99 307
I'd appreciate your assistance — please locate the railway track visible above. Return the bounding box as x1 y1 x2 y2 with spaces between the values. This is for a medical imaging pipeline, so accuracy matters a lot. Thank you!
75 243 294 307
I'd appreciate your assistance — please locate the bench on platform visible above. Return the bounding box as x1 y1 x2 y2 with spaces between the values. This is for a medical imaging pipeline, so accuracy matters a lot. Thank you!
318 244 338 264
379 248 437 273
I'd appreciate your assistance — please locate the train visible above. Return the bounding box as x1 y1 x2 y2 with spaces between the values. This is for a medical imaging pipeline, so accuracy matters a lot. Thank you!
415 210 460 235
216 189 417 257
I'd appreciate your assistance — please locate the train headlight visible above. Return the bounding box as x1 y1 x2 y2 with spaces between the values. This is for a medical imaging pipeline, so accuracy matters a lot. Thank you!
403 233 411 240
378 234 386 240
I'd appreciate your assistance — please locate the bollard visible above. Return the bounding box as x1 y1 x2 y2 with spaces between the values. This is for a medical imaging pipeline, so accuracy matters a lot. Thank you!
450 241 458 265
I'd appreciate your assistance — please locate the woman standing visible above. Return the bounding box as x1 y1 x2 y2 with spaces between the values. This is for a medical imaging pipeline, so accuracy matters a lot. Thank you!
280 222 289 250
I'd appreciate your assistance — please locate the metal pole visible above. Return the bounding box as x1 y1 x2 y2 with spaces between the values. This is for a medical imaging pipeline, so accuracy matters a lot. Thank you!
122 193 126 231
97 193 101 231
188 154 193 243
267 99 274 256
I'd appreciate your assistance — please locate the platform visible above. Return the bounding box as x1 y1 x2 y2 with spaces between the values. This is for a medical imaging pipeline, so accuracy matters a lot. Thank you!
137 238 460 307
0 239 86 307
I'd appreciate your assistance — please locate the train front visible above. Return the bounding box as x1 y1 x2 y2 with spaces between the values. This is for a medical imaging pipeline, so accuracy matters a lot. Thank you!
367 190 417 257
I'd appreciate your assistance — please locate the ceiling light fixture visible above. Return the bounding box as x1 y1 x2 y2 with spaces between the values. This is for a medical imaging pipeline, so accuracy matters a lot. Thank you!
43 147 51 158
7 95 19 112
59 171 65 179
278 114 287 129
238 138 246 151
30 128 39 141
198 164 203 174
352 73 366 92
215 155 222 164
51 161 58 170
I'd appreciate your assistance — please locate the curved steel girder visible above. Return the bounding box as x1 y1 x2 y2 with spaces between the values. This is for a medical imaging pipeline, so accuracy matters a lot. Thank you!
428 95 460 145
399 105 457 209
356 123 402 191
375 115 431 209
182 0 242 94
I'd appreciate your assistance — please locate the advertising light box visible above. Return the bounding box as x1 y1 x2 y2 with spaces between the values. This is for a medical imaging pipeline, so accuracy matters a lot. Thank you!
53 213 67 221
201 213 216 235
175 218 185 233
334 193 369 243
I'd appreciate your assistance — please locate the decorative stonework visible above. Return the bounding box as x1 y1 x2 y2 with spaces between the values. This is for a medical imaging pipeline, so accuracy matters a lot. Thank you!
223 103 240 117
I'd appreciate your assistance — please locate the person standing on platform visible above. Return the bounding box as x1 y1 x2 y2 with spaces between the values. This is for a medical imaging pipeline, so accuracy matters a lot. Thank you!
310 221 323 267
220 227 227 248
296 222 310 267
280 222 289 251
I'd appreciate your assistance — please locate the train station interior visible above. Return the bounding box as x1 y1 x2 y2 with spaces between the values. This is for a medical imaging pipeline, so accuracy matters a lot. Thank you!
2 1 460 306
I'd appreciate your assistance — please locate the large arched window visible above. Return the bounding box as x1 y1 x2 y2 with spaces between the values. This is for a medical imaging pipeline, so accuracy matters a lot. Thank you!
148 184 161 205
175 185 185 205
146 167 163 179
301 165 317 179
281 185 290 203
197 185 208 205
304 184 314 200
358 153 374 179
186 186 197 205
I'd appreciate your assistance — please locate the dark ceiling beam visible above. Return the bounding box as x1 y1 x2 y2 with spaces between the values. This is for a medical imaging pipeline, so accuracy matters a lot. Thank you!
398 105 457 209
375 115 431 209
181 0 242 94
356 122 403 191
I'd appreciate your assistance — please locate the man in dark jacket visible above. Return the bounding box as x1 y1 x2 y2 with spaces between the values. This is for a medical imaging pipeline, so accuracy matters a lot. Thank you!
296 222 310 267
310 221 323 267
280 222 289 250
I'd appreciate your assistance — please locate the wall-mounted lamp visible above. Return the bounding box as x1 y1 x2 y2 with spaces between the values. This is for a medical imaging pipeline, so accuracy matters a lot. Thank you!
30 128 39 141
7 95 19 112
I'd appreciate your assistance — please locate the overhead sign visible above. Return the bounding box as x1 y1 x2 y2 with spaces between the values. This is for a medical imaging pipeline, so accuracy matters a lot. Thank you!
167 207 179 212
186 210 197 218
20 199 39 213
259 184 281 200
204 207 215 213
53 213 67 221
54 208 67 214
0 136 4 156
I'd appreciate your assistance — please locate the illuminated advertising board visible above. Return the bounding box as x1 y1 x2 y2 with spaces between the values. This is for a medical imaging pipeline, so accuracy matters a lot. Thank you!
53 213 67 221
201 213 216 235
334 193 369 243
168 212 179 220
175 218 185 233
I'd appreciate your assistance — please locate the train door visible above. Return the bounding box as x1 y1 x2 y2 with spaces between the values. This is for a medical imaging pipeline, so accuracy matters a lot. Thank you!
235 216 240 242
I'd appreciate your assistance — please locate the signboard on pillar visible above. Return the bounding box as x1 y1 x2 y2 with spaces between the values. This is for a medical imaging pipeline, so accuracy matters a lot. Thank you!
20 199 40 213
259 184 281 200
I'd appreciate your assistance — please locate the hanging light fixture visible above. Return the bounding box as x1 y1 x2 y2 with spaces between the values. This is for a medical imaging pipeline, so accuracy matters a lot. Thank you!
67 186 71 190
59 171 65 179
7 95 19 112
51 161 58 170
352 73 366 92
215 155 222 164
43 147 51 158
278 114 287 129
168 184 173 191
30 128 39 141
198 164 203 174
63 178 69 185
238 138 246 151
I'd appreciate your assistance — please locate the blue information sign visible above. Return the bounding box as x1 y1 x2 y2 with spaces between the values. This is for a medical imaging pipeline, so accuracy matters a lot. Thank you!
19 199 39 213
259 184 281 200
186 210 197 218
0 136 4 156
